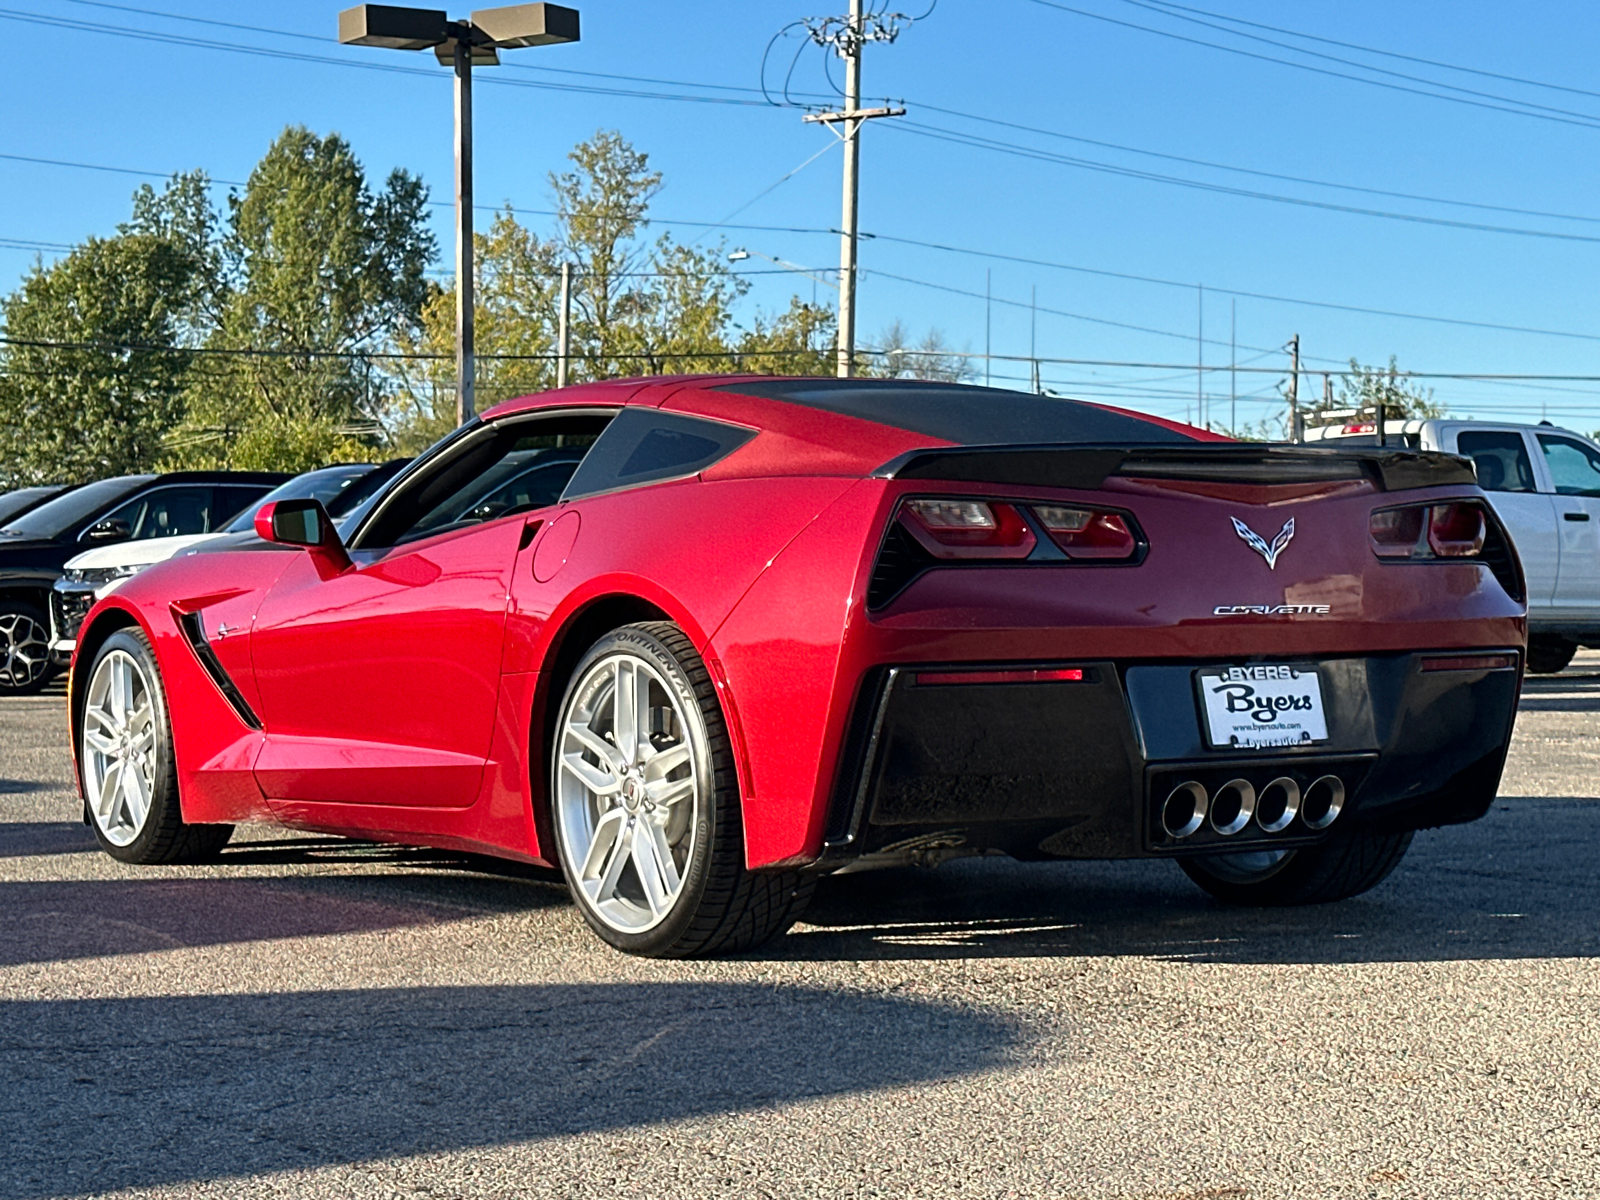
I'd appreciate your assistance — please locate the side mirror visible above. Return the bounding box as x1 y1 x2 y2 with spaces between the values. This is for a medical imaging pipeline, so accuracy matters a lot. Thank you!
83 518 131 544
255 499 351 574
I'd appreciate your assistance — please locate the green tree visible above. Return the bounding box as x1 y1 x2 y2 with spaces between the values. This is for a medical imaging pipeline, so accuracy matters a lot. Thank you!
0 234 197 485
167 126 435 470
387 130 829 449
1325 355 1445 423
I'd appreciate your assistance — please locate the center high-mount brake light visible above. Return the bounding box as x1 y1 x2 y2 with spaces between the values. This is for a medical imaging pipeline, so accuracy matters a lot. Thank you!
1370 501 1486 560
1031 505 1137 560
900 499 1036 560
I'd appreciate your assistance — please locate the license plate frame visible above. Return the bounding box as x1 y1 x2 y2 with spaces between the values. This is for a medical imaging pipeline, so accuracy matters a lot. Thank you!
1195 663 1329 751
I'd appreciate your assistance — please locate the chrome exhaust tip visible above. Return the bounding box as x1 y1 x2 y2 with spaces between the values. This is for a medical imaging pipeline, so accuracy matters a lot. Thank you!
1301 775 1346 830
1208 778 1256 836
1255 776 1301 833
1161 781 1208 839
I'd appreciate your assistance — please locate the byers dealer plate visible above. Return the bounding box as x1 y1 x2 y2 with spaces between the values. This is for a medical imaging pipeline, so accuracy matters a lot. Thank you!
1196 664 1328 750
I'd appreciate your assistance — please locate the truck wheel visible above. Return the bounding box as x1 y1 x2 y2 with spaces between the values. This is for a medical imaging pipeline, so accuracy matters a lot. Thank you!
550 621 814 957
1526 635 1576 674
0 600 54 695
1179 829 1413 906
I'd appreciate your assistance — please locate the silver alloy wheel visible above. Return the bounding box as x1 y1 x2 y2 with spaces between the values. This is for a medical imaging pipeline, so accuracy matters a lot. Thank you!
555 651 702 935
0 610 49 690
82 649 159 847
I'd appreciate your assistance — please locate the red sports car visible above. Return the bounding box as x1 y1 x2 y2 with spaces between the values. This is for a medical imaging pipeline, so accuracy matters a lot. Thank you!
68 377 1525 956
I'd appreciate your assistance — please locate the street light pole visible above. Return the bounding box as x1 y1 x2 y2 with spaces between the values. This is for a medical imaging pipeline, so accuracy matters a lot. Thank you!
454 37 475 424
339 3 580 425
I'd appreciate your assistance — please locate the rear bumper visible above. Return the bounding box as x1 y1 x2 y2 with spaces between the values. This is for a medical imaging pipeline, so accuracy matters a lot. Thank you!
817 650 1520 868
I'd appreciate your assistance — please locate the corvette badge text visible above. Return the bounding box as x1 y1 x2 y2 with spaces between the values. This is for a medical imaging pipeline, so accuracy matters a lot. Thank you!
1213 603 1332 616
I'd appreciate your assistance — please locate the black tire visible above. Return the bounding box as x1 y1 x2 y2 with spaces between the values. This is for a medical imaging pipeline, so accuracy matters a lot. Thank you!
1526 634 1577 675
80 628 233 864
1179 828 1413 906
0 599 56 695
550 621 814 957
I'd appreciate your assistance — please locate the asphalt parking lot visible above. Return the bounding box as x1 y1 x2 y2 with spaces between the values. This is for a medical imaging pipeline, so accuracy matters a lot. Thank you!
2 662 1598 1199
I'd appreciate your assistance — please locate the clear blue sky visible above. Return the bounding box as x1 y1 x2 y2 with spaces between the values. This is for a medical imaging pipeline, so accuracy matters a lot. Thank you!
4 0 1599 430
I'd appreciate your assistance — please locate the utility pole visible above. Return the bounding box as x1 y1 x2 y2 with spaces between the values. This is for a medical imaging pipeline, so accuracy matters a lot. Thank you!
802 1 905 378
1287 333 1301 443
1030 284 1040 394
556 262 573 389
1196 283 1204 429
984 268 991 388
453 38 475 425
1230 298 1236 435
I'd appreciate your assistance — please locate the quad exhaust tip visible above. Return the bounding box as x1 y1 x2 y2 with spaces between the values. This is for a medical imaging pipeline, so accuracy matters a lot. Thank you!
1161 781 1208 839
1208 778 1256 836
1301 775 1346 830
1161 774 1343 840
1255 776 1301 833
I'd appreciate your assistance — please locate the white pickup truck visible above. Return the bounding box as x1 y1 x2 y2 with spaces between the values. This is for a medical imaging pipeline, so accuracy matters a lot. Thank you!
1306 418 1600 672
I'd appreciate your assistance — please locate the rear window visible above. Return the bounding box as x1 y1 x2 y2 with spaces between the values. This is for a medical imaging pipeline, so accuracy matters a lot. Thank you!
716 379 1197 446
562 408 755 500
1456 431 1536 493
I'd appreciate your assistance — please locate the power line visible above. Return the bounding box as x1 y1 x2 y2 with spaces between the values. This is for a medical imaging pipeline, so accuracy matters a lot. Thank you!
912 100 1600 228
1023 0 1600 132
1136 0 1600 102
889 120 1600 245
862 231 1600 345
1112 0 1600 126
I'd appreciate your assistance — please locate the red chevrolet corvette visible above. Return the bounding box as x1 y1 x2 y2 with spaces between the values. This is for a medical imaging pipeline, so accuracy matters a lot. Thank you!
69 377 1524 955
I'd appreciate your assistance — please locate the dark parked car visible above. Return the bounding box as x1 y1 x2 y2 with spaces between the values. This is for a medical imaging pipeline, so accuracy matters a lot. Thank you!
0 485 74 527
49 460 411 660
0 471 287 694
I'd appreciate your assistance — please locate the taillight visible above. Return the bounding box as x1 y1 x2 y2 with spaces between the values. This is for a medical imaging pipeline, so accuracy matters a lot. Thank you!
900 499 1036 560
1427 503 1486 557
1032 505 1137 560
1370 501 1486 560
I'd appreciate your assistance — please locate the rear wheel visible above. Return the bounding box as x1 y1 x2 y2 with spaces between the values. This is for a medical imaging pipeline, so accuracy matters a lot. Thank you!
551 621 813 957
0 600 54 695
1179 828 1413 906
1526 634 1577 675
81 628 233 863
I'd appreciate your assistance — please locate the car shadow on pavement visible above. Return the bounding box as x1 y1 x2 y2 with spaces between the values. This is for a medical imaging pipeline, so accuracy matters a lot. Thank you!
0 870 570 969
0 821 95 858
768 796 1600 966
0 982 1019 1199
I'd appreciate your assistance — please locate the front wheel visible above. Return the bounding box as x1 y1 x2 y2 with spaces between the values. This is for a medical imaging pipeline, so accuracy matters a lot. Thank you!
551 622 813 957
1179 828 1413 906
0 600 55 694
80 628 233 863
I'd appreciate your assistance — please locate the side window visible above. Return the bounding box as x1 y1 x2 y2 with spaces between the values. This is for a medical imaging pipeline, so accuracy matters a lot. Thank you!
1455 431 1536 494
1538 435 1600 497
95 487 217 540
355 413 612 549
562 408 755 501
215 486 268 525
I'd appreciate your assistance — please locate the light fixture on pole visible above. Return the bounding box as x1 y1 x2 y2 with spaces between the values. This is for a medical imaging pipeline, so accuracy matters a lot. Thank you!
727 248 838 292
338 3 580 426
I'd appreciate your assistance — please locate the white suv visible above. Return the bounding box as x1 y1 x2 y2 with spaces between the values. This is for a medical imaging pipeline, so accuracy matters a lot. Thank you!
1306 418 1600 672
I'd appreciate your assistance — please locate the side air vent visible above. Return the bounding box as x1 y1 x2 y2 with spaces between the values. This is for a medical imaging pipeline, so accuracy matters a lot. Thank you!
1478 511 1525 603
866 522 933 610
175 609 262 730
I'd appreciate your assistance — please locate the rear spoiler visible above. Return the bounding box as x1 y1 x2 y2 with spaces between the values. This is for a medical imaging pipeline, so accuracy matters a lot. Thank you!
874 443 1477 493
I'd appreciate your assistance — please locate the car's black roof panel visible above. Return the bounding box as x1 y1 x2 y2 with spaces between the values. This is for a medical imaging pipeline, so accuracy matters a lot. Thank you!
715 378 1197 446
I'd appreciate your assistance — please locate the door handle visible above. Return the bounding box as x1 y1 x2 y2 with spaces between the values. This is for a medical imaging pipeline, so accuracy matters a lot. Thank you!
1563 511 1591 522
